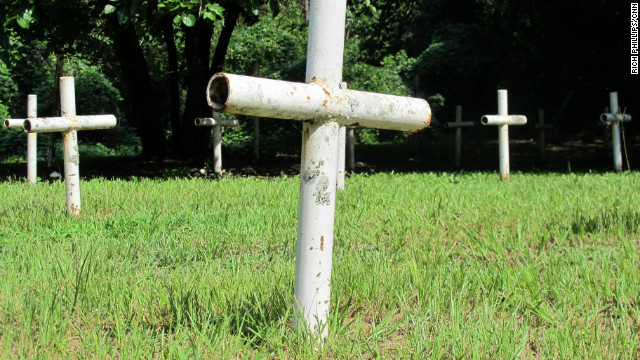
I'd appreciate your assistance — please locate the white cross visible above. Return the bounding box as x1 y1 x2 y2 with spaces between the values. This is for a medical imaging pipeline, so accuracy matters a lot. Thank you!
443 105 474 167
600 92 632 172
481 90 527 180
4 94 38 184
13 77 116 216
194 112 239 175
205 0 431 341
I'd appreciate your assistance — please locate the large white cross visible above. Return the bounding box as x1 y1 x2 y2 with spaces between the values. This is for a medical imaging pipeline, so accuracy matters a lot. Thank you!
4 94 38 184
205 0 431 340
10 77 116 216
481 90 527 180
600 92 632 172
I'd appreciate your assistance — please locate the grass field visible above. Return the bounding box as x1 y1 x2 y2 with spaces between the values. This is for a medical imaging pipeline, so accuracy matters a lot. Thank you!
0 171 639 358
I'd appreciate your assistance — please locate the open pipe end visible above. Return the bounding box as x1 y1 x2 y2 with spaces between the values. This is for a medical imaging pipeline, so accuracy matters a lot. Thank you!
3 120 9 129
194 118 202 126
480 116 489 125
23 120 32 133
207 73 229 112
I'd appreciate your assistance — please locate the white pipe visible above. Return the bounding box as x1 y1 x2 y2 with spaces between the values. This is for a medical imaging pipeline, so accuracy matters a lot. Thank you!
600 113 632 122
3 119 24 129
60 77 81 217
610 92 622 172
455 106 462 167
481 90 527 180
336 126 345 190
24 115 116 133
207 73 431 132
293 0 346 341
480 115 527 126
213 125 222 175
27 95 37 184
194 117 239 127
347 126 355 171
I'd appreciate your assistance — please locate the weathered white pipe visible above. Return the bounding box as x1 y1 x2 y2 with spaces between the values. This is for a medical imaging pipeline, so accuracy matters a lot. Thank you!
293 0 346 341
3 119 24 129
207 73 431 132
480 115 527 126
27 95 37 184
347 126 355 171
336 126 346 190
194 117 239 127
609 92 622 172
600 113 632 122
24 115 116 133
60 77 81 216
481 90 527 180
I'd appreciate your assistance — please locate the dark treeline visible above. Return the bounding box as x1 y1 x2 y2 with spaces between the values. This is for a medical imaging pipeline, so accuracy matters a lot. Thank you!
1 0 637 160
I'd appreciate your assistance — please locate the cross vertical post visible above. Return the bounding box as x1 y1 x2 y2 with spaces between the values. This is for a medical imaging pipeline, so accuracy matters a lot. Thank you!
443 105 473 167
21 77 116 216
205 0 430 340
481 90 527 180
195 113 239 175
535 109 552 161
347 126 355 171
3 94 38 183
600 92 632 172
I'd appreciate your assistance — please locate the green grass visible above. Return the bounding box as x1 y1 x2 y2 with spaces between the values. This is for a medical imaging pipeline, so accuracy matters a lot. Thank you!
0 172 639 358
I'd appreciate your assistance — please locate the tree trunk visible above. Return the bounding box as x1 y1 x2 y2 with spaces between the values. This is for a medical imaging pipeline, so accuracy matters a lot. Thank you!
178 22 214 158
109 17 166 158
161 16 182 154
210 3 241 75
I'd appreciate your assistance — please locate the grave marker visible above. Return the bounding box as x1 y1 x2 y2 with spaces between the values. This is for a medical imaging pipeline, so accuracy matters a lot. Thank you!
443 105 474 167
195 112 239 175
535 109 552 161
481 90 527 180
600 92 632 172
4 95 38 184
205 0 431 340
19 77 116 216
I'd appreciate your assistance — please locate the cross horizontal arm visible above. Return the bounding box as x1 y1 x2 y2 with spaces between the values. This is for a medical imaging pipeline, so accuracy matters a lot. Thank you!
443 121 474 128
3 119 24 129
194 117 239 127
480 115 527 126
24 115 117 133
600 113 632 123
207 73 431 132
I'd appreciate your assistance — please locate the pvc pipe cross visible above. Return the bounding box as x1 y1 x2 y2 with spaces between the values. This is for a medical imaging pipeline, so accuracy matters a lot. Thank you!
443 105 474 167
535 109 553 161
4 95 38 184
21 77 116 216
194 113 239 175
600 92 632 172
480 90 527 180
205 0 431 341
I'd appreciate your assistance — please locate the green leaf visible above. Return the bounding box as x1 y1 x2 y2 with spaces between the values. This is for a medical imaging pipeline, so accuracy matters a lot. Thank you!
16 17 30 29
182 13 196 27
104 4 117 14
173 15 182 24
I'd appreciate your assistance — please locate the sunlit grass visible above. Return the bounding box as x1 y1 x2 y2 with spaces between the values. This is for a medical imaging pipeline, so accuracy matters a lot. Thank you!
1 172 639 358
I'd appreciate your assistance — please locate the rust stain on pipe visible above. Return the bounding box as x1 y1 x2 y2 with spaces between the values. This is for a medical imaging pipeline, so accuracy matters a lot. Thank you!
320 236 324 251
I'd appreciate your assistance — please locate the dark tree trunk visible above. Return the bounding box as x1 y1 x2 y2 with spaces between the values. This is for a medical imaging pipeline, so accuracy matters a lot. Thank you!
210 3 241 75
109 17 167 158
178 21 214 158
161 16 182 154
